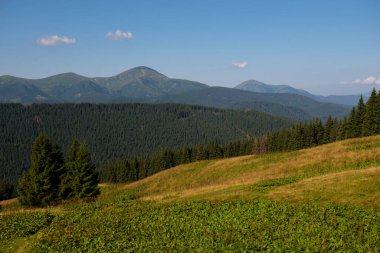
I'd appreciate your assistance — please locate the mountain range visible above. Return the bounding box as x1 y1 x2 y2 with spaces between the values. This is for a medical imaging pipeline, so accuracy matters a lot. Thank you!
235 80 368 106
0 67 208 103
0 66 356 120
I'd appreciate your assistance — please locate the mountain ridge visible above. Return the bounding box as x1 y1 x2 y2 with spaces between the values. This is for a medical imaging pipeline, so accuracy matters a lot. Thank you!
0 66 209 102
0 66 352 120
235 79 368 106
152 86 350 120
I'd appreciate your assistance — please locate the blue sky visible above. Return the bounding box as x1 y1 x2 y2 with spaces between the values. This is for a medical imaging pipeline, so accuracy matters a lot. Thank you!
0 0 379 95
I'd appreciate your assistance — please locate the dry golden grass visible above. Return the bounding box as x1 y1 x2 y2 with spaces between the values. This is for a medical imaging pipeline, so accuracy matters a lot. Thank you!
0 205 64 216
126 135 380 204
0 198 17 207
267 166 380 207
2 135 380 212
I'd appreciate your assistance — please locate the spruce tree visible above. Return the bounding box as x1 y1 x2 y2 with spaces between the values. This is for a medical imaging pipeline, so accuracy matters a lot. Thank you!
18 133 64 207
362 89 378 136
354 96 366 137
62 140 100 199
323 116 333 143
338 117 348 140
331 118 339 141
346 107 357 138
59 140 78 199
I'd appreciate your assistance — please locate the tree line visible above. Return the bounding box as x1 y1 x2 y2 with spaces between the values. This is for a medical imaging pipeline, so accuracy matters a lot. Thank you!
17 134 99 207
98 139 253 182
257 88 380 153
98 88 380 183
0 103 294 196
1 89 379 200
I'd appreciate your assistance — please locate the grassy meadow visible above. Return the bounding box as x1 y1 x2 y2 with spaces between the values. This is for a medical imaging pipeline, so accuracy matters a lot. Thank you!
1 135 379 252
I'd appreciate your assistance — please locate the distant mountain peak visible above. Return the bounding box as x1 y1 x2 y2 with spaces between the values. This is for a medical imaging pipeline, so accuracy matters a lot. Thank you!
43 72 88 82
235 79 366 106
235 79 313 97
116 66 168 80
131 66 159 72
237 80 294 90
238 80 267 86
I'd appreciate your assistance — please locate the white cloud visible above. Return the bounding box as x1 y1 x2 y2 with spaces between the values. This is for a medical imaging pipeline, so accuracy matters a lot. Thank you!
37 35 76 46
362 76 380 85
106 30 133 41
232 61 248 69
343 76 380 86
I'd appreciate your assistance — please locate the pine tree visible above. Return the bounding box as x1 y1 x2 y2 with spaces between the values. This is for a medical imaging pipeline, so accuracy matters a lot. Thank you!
62 140 100 199
362 89 378 136
331 118 339 141
312 119 325 145
354 95 366 137
346 107 357 138
18 133 64 207
323 116 333 143
338 117 348 140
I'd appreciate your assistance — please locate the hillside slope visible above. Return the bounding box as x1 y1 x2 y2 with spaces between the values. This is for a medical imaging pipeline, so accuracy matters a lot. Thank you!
154 87 350 120
0 103 293 183
1 136 379 252
235 79 368 106
126 135 380 205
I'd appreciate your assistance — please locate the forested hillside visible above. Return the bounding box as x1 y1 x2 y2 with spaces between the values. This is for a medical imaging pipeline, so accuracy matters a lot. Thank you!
261 89 380 153
153 87 350 121
0 103 293 188
98 89 380 184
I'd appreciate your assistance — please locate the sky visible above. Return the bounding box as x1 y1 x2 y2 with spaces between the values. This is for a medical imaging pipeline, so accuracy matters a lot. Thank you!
0 0 379 95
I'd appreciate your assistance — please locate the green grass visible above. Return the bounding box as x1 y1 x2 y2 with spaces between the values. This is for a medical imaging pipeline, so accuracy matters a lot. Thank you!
130 135 380 201
268 167 380 206
0 212 54 252
12 199 380 252
1 135 380 252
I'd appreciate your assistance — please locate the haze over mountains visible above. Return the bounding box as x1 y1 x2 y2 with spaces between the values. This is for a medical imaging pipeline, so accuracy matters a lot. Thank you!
0 66 355 120
235 80 368 106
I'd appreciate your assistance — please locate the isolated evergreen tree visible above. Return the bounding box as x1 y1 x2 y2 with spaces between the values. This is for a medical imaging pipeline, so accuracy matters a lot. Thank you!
362 89 379 136
62 140 100 199
18 133 64 207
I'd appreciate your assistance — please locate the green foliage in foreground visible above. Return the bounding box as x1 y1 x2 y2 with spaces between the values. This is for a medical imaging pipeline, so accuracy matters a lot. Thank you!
2 198 378 252
0 212 54 241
